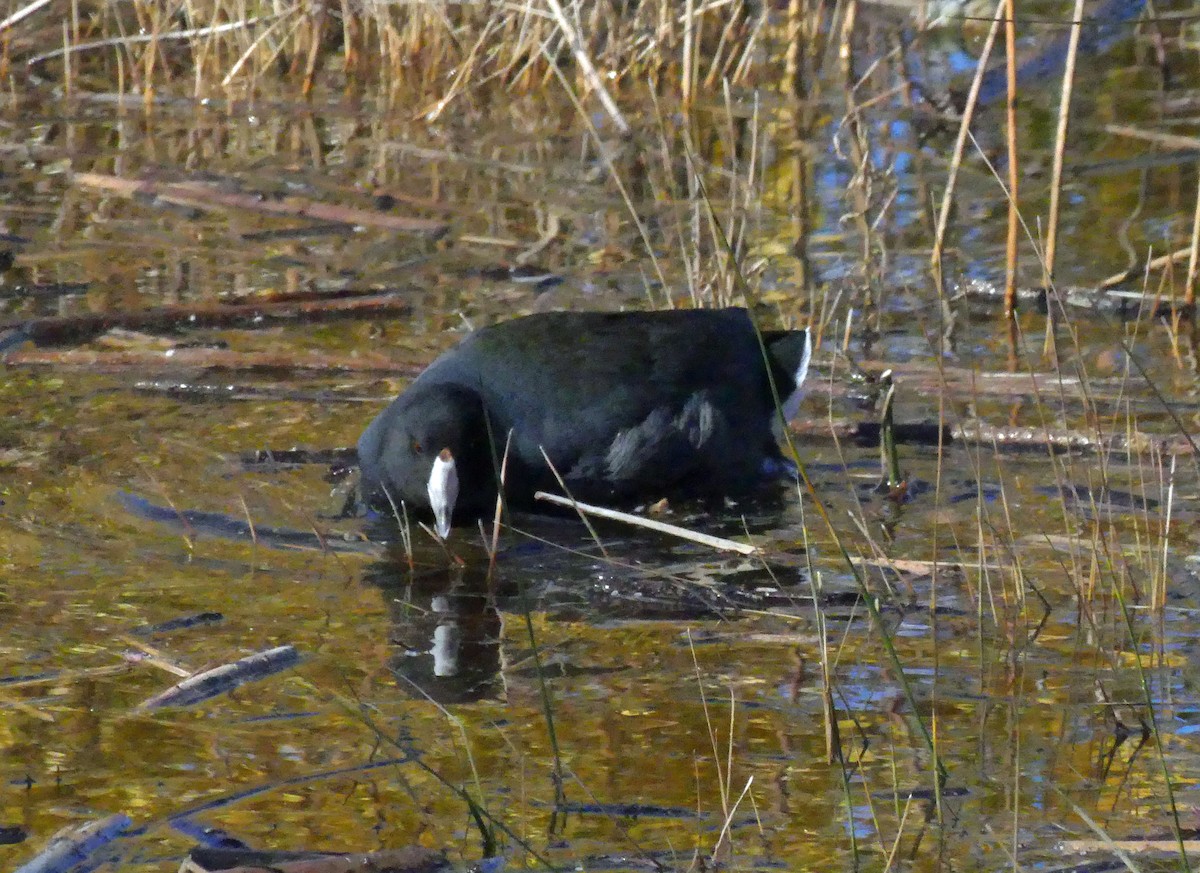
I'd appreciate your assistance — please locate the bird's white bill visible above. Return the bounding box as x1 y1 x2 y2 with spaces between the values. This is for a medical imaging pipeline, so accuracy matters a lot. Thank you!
780 327 813 422
427 448 459 539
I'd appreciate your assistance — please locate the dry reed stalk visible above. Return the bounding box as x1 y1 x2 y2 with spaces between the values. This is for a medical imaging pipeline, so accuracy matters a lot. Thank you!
1002 0 1019 318
300 1 326 97
535 491 759 554
682 0 695 105
221 13 301 90
686 152 702 305
785 0 817 293
701 0 738 89
731 87 763 285
418 15 499 122
783 0 805 99
0 0 53 33
143 1 161 101
111 3 139 95
1156 453 1177 612
838 0 855 75
1100 245 1193 287
837 6 881 289
1042 0 1087 287
60 18 69 98
930 0 1005 292
339 0 358 77
543 0 630 135
1186 171 1200 308
1105 123 1200 150
729 7 765 84
30 19 276 78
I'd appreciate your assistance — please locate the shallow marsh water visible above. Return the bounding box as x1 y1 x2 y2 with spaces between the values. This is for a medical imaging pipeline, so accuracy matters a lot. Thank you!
5 3 1200 871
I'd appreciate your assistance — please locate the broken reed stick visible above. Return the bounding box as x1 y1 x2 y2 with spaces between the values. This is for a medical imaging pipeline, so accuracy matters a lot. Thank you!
0 0 53 33
73 172 450 236
119 635 191 676
534 491 759 555
1101 247 1193 288
1104 123 1200 151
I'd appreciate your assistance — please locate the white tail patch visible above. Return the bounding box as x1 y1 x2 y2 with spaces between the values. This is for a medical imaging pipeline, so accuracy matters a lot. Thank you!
779 328 813 422
427 448 458 539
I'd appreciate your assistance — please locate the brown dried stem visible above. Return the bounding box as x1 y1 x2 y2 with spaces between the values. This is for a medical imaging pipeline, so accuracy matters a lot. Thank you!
1043 0 1086 286
930 0 1005 292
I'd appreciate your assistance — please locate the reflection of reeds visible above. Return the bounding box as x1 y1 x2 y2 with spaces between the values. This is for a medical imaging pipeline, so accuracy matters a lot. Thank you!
930 0 1004 293
1043 0 1087 291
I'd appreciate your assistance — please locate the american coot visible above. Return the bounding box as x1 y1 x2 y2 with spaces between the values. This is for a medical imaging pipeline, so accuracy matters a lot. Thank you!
358 307 812 537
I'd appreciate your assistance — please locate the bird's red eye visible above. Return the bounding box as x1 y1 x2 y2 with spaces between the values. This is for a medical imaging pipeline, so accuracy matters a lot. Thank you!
410 438 423 455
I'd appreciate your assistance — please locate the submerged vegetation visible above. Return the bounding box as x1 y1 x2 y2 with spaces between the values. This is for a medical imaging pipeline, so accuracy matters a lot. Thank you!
3 0 1200 871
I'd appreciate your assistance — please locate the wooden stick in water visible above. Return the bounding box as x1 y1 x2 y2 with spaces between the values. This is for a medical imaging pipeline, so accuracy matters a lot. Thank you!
1002 0 1020 318
135 645 299 710
14 814 131 873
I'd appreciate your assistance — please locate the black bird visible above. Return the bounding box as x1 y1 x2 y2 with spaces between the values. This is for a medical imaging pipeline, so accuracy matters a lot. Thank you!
357 307 812 536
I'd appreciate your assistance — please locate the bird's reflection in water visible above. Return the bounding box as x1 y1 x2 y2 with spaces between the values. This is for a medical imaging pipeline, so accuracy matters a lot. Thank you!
364 559 504 705
360 506 823 706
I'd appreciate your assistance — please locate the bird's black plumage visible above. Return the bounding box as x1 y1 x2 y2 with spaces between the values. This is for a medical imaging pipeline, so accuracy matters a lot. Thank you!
357 307 811 534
